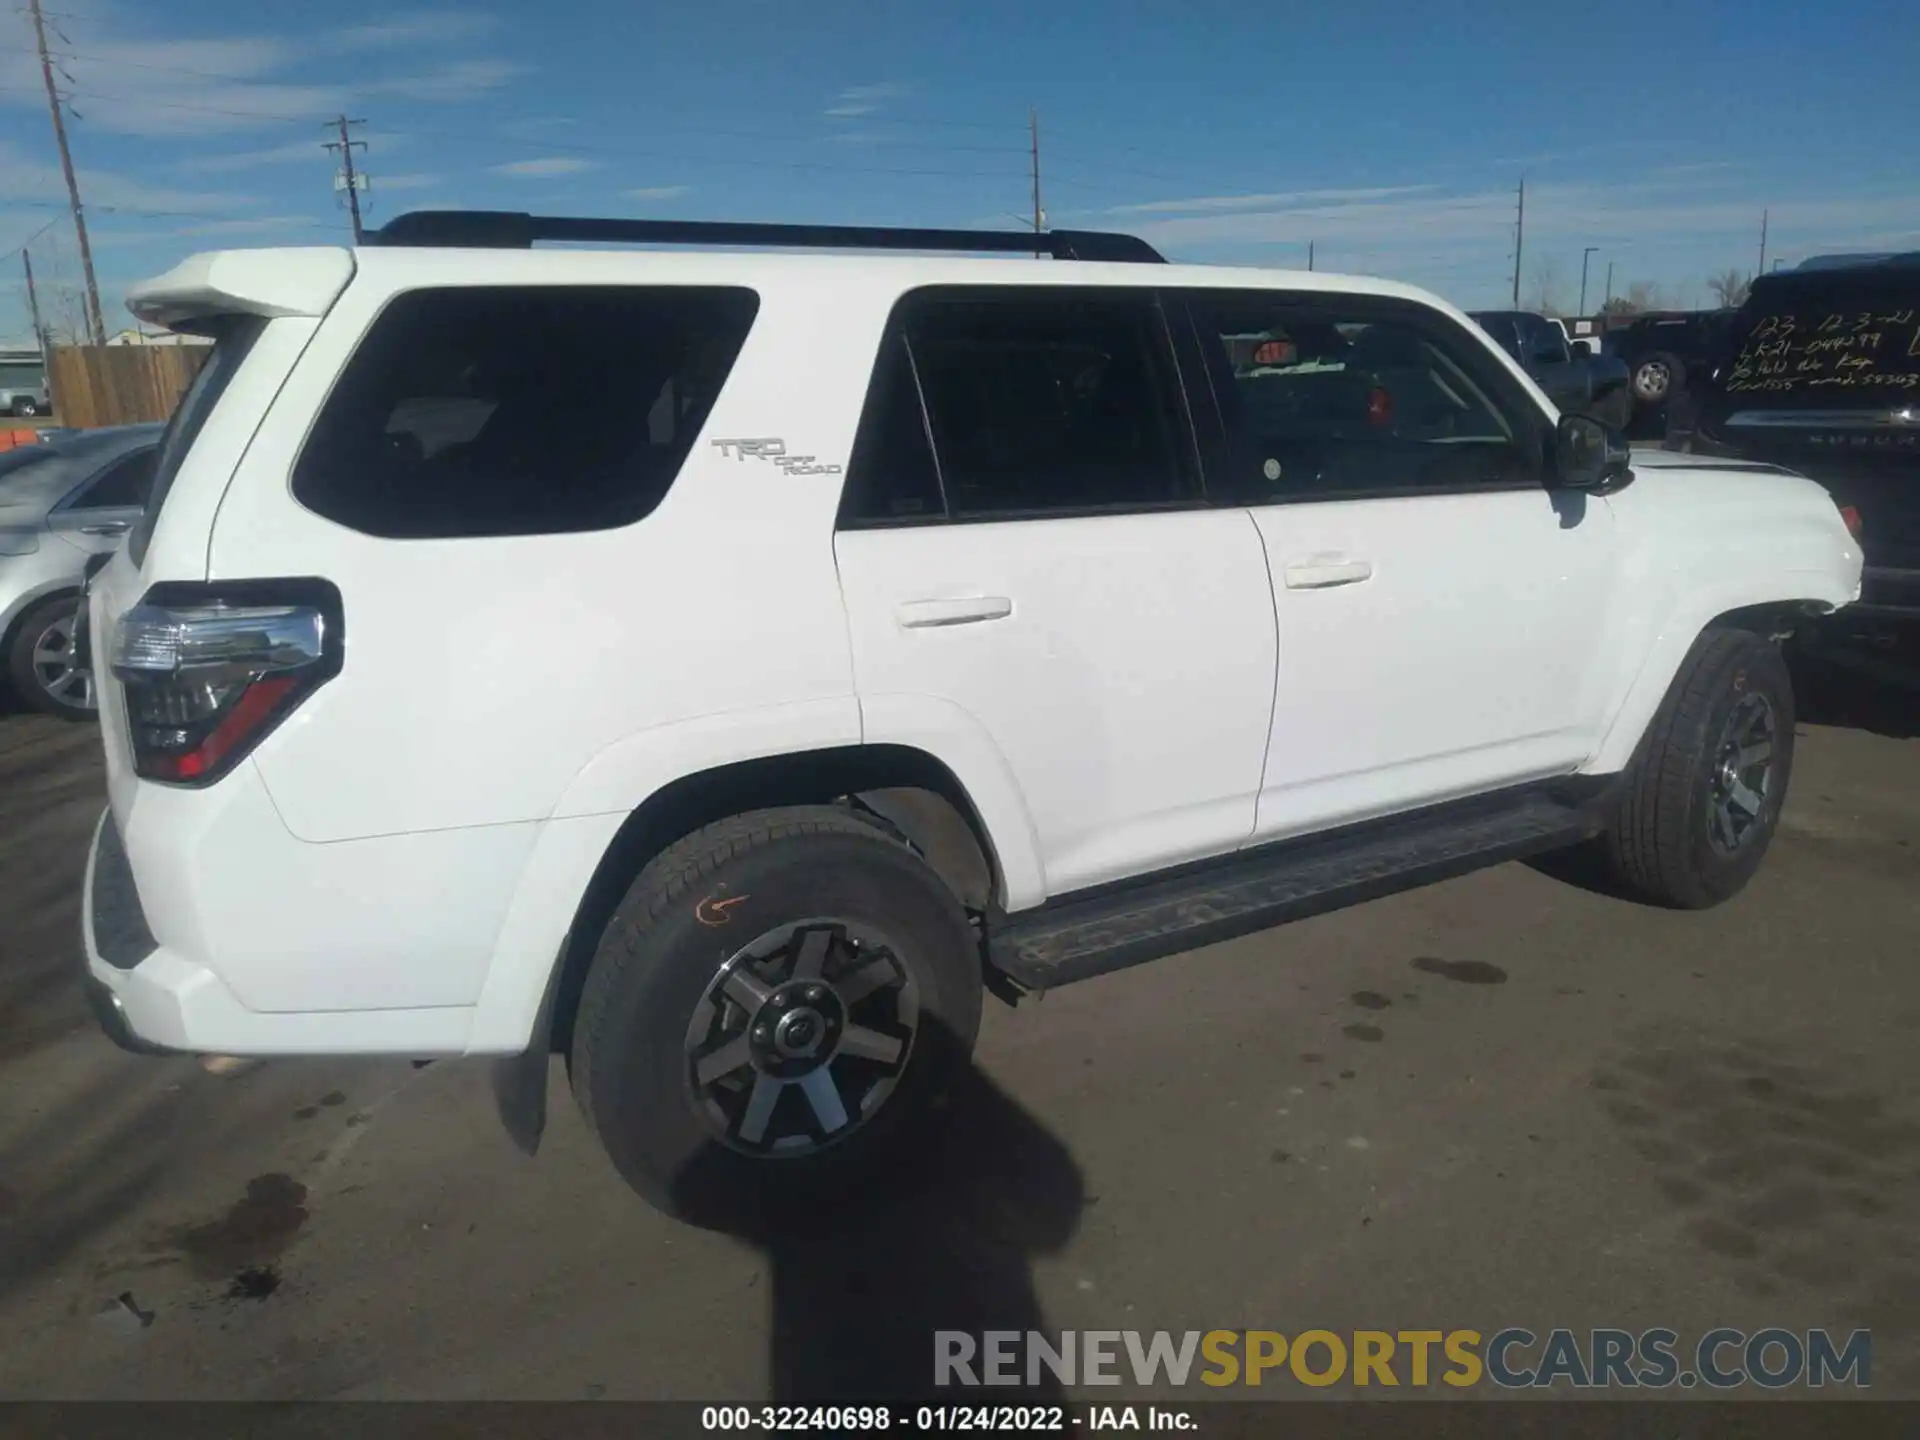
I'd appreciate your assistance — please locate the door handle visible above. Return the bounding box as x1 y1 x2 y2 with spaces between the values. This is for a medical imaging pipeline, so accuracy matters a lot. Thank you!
79 523 129 537
1283 558 1373 589
896 596 1014 629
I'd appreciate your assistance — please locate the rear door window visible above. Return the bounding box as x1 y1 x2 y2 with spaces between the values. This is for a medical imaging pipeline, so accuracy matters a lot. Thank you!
69 446 159 510
292 286 759 539
840 287 1198 525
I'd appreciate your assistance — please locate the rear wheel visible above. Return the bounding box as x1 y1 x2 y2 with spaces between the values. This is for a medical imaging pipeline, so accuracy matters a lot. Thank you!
7 596 96 720
1599 627 1795 908
570 805 984 1220
10 397 41 418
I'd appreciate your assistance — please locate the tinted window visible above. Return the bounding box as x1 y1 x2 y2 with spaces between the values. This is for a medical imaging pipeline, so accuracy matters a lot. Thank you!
71 446 158 509
294 286 759 539
897 290 1195 519
130 315 263 568
840 334 946 525
1192 296 1538 502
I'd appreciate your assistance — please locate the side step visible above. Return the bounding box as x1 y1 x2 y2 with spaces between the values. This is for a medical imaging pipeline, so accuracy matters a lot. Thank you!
989 786 1610 990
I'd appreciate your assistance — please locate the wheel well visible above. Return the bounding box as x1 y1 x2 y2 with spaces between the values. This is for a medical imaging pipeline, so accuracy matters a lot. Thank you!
546 744 1001 1055
1711 600 1831 644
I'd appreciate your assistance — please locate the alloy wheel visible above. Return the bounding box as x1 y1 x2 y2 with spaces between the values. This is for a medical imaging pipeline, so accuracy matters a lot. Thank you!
31 612 95 712
683 918 919 1158
1706 691 1776 855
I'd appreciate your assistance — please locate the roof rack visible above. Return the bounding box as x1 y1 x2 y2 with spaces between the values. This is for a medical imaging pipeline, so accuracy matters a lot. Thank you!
363 210 1166 264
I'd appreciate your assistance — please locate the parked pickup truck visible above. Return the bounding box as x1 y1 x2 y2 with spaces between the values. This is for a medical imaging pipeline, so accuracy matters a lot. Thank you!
1469 310 1632 431
1678 254 1919 645
1604 309 1739 421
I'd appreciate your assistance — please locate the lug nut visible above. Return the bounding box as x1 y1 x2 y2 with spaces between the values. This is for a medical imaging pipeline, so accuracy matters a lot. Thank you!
806 986 826 1003
754 1026 772 1043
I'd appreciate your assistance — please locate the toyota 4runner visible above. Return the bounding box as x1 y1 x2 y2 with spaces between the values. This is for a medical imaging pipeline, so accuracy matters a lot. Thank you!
79 210 1863 1219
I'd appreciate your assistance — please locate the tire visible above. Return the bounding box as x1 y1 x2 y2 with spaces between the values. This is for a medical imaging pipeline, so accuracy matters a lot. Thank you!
1632 352 1683 406
6 595 97 720
570 804 985 1222
1599 627 1795 909
11 398 41 418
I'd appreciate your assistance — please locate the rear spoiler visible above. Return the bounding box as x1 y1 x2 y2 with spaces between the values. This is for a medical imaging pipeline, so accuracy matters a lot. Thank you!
125 248 356 330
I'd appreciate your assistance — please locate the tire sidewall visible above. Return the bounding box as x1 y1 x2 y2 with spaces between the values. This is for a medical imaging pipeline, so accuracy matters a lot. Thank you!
1678 641 1795 903
579 826 983 1220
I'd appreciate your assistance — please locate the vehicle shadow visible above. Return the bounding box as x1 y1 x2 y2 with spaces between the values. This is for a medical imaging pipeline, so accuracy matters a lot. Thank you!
669 1026 1085 1406
1788 643 1920 742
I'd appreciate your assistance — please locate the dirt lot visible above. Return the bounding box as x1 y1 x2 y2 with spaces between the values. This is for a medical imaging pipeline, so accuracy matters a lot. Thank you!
0 660 1915 1403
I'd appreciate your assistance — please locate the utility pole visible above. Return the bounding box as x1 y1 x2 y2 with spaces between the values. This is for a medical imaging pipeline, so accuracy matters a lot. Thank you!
1579 246 1599 316
1510 178 1525 309
27 0 103 346
1307 240 1315 271
1027 108 1043 258
324 116 369 244
22 251 47 353
1604 260 1614 310
1757 208 1768 278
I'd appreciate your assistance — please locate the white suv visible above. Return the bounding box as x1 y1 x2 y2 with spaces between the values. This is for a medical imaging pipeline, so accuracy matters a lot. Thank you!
80 211 1862 1218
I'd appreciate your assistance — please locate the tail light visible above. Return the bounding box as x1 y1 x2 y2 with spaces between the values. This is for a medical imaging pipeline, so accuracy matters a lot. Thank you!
1838 504 1864 541
110 580 343 786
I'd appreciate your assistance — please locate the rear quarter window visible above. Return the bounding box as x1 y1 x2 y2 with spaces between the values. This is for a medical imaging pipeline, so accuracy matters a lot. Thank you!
130 317 263 568
292 285 760 539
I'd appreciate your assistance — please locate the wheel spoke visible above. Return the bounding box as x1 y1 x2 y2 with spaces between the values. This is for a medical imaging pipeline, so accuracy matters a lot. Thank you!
1736 741 1771 769
791 927 833 980
834 955 895 1008
798 1067 850 1133
722 965 773 1010
837 1024 904 1066
738 1073 785 1144
1727 779 1764 818
33 644 67 668
693 1035 753 1087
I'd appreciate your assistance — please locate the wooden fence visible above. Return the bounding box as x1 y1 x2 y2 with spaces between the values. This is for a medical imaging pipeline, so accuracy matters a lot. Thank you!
46 344 210 428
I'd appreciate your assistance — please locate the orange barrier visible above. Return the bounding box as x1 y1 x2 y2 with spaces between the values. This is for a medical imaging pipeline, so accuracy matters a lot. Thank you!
0 428 44 452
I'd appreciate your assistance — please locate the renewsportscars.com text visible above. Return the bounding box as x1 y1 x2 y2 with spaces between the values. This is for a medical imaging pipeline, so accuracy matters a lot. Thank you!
934 1328 1872 1390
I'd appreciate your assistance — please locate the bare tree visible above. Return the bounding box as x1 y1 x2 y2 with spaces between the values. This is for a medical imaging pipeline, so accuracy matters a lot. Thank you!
1528 255 1565 315
1707 268 1751 308
1626 280 1662 313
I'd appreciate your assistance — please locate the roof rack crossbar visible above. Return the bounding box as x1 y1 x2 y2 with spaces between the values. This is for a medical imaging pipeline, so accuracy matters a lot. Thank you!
363 210 1166 264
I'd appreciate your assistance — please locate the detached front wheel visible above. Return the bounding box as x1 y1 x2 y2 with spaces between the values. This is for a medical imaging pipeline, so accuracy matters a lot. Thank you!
569 805 984 1220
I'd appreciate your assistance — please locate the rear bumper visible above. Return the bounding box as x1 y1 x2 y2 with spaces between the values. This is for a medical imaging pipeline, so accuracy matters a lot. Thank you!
79 800 488 1057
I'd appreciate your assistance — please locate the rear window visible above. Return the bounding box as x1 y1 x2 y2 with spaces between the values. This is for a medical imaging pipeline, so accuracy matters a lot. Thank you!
130 317 264 568
292 286 760 539
1718 281 1920 406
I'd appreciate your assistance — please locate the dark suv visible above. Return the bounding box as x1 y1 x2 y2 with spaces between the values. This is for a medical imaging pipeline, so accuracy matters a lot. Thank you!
1684 253 1919 643
1604 310 1738 418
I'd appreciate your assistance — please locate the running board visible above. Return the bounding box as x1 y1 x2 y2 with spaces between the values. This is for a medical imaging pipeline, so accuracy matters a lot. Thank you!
990 787 1609 990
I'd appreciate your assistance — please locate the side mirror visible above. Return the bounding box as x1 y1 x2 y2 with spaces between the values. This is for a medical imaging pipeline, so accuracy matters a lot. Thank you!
1556 412 1633 493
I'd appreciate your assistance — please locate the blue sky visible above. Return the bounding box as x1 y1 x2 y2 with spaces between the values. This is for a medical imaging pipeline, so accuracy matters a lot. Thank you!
2 0 1916 342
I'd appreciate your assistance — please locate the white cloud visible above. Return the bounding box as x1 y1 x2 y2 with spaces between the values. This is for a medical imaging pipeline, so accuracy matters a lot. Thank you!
624 185 690 201
490 157 596 178
1109 185 1439 217
0 11 516 139
318 12 500 53
175 140 335 173
0 140 250 214
825 80 910 118
364 59 523 102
